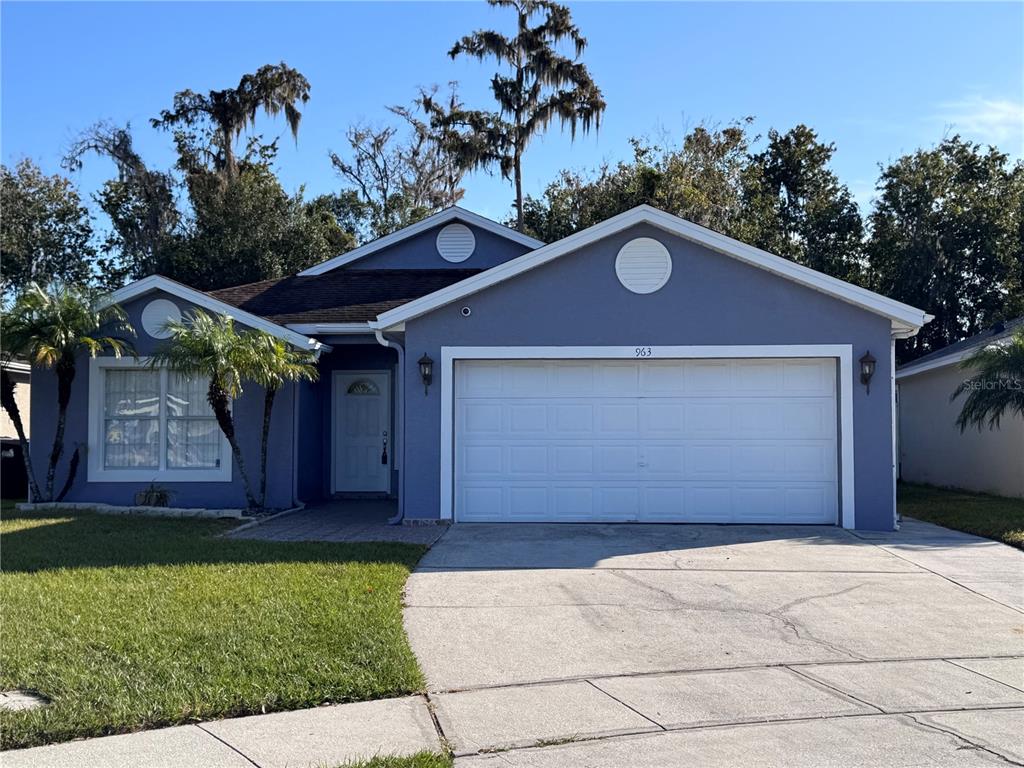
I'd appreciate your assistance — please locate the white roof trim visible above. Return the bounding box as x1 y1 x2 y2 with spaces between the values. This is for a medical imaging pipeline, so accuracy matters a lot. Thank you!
286 323 373 335
1 360 30 373
896 335 1013 380
371 205 930 333
298 206 544 276
106 275 329 354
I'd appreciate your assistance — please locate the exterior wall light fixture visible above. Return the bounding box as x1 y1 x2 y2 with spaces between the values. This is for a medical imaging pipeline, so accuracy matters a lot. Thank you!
859 351 877 394
418 354 434 395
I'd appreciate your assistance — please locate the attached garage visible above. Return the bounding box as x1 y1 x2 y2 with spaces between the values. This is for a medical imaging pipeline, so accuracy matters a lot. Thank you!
452 355 842 524
379 206 930 531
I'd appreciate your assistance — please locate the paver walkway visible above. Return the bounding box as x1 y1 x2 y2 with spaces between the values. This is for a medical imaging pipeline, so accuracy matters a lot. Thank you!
228 499 448 545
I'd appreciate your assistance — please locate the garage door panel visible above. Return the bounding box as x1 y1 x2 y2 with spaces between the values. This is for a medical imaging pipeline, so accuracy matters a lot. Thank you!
454 359 838 524
783 360 834 393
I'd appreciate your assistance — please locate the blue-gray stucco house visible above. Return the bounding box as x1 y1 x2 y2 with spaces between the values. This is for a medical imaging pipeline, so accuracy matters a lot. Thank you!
30 205 931 530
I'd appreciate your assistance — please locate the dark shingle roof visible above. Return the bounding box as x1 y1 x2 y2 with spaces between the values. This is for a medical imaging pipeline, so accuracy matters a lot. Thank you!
899 316 1024 370
208 269 482 325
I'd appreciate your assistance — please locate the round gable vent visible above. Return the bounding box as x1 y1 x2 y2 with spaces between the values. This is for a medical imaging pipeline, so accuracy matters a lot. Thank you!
436 223 476 263
615 237 672 294
141 298 182 339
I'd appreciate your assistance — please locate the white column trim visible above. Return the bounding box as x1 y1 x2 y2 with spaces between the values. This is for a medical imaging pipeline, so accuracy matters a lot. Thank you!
890 338 899 529
439 345 856 528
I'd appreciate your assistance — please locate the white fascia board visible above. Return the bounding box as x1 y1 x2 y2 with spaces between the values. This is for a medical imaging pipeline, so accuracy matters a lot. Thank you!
1 361 31 373
370 205 930 333
106 275 329 354
895 352 967 380
896 335 1014 380
298 206 545 276
286 323 372 335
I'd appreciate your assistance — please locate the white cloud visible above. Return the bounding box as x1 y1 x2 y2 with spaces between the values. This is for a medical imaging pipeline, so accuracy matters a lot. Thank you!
934 95 1024 153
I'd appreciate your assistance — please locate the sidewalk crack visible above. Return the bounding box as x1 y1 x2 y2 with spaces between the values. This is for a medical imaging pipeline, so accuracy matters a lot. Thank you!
194 723 262 768
903 713 1024 767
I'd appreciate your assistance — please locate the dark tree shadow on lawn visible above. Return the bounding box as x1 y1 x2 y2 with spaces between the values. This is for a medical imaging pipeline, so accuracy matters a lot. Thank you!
0 509 426 573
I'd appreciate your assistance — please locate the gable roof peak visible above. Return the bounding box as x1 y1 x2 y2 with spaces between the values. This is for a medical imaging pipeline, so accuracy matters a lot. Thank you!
298 206 545 277
370 204 931 336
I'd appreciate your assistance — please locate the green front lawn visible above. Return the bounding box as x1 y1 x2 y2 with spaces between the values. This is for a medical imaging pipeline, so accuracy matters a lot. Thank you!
899 483 1024 549
0 505 427 750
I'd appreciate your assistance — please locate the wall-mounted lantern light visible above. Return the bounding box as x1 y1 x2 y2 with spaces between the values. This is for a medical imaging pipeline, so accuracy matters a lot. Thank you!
418 354 434 395
859 351 877 394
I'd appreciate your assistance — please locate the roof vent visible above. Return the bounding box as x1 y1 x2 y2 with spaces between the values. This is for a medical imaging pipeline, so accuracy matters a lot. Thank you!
615 237 672 294
436 223 476 263
141 298 182 339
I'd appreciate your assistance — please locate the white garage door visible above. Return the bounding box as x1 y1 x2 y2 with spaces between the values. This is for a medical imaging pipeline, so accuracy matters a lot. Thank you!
454 358 839 523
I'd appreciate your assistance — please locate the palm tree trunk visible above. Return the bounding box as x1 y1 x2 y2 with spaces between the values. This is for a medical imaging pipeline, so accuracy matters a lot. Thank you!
45 358 76 501
259 386 277 509
0 368 41 501
207 380 259 510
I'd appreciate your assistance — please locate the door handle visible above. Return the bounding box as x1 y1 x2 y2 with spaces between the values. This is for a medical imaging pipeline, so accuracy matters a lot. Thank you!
381 431 388 465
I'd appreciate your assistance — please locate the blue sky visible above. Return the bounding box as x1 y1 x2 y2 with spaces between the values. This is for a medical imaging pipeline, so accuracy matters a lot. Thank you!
2 2 1022 223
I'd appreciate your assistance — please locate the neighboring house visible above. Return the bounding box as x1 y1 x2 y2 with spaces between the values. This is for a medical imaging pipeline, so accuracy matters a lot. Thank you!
1 359 31 439
29 205 930 529
896 318 1024 499
2 359 31 499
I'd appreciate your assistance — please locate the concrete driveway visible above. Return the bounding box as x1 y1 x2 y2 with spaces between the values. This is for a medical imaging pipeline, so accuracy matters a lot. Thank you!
404 519 1024 766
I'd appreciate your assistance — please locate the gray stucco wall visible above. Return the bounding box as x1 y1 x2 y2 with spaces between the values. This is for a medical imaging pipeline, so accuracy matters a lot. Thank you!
899 365 1024 498
401 222 897 529
29 292 297 509
346 220 534 270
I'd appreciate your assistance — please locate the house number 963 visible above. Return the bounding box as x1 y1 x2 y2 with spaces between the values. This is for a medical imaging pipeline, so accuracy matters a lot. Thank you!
635 347 653 357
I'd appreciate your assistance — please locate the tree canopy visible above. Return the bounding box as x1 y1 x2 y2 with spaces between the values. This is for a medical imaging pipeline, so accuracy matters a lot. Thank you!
1 159 95 300
7 49 1020 365
446 0 606 231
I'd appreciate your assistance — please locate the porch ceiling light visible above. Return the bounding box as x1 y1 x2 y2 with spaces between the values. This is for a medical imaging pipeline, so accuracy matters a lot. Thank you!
859 351 877 394
418 354 434 395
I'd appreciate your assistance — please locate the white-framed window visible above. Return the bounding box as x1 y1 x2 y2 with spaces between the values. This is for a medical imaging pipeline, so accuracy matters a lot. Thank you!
88 357 232 482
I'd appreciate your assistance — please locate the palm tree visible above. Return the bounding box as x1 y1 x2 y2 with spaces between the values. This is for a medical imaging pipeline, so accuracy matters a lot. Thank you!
248 336 319 509
151 310 262 509
448 0 606 231
151 63 311 181
953 328 1024 431
2 282 134 501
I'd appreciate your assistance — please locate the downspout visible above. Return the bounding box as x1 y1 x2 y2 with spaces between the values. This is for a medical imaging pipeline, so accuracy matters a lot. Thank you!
375 329 405 525
291 379 300 508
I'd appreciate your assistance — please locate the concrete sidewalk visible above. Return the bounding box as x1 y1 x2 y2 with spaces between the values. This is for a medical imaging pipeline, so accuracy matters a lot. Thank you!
0 696 441 768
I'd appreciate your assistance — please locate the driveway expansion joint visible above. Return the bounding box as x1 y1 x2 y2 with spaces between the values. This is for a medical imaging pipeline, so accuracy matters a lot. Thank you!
453 706 1024 762
584 679 667 731
426 655 1024 696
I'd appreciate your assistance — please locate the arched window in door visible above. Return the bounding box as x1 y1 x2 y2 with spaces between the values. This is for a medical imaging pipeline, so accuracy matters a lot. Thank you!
346 379 380 396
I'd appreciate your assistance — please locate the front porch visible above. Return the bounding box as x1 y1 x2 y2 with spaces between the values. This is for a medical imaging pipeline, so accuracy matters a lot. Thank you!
296 340 405 505
229 499 446 545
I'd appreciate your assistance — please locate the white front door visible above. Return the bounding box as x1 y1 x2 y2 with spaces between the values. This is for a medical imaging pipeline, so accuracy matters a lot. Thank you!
333 371 391 493
454 358 838 523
